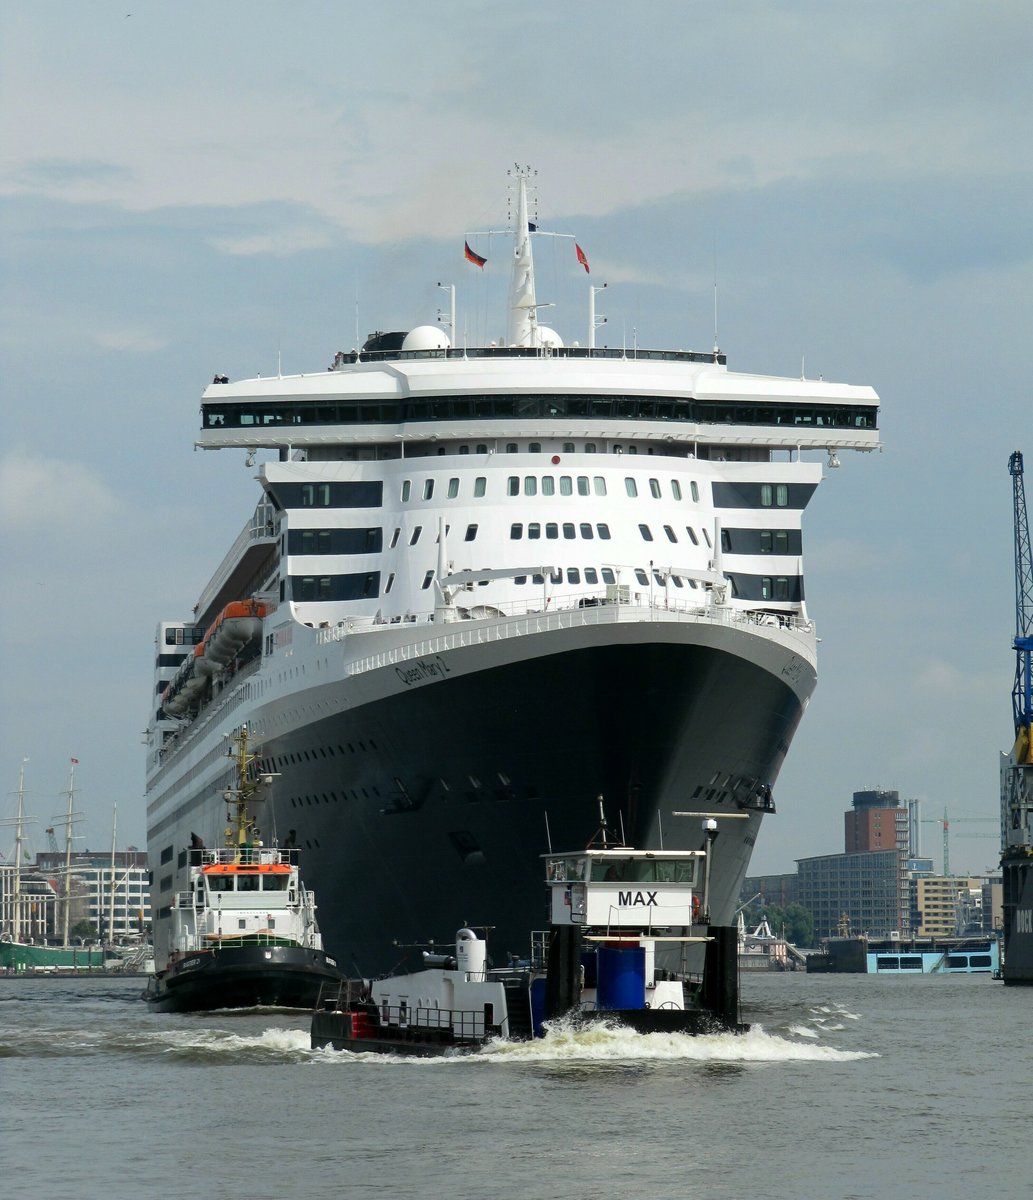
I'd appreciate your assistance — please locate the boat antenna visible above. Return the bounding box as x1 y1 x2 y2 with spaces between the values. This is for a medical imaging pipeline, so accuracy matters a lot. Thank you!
543 810 553 854
712 236 720 359
587 795 620 849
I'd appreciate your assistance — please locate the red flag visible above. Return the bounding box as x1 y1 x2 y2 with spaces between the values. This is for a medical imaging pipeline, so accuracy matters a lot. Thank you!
575 243 590 273
464 241 487 269
70 757 79 764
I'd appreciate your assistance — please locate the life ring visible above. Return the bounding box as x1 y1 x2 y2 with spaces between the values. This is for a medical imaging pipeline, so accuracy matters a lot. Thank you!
692 894 701 920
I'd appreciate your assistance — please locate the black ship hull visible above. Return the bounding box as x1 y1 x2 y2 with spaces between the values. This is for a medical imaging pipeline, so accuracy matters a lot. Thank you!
1002 850 1033 984
144 945 343 1012
248 636 808 975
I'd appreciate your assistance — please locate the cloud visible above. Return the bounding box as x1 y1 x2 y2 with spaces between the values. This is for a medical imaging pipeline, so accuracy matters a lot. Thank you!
209 226 335 257
93 326 169 352
0 450 118 534
13 157 133 190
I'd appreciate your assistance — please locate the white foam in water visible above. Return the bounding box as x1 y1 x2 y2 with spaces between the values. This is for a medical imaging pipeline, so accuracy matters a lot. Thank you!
472 1018 876 1065
156 1026 311 1056
787 1023 820 1039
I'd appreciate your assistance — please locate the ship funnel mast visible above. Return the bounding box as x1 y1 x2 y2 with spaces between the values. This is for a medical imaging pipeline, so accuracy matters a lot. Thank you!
507 167 539 348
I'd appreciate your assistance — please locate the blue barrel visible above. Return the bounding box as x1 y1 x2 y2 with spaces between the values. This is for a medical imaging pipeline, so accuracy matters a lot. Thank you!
530 976 548 1037
596 945 646 1010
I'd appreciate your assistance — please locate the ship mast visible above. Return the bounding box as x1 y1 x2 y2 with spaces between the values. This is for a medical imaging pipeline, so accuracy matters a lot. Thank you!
12 760 27 943
506 167 539 348
222 726 270 853
61 760 76 947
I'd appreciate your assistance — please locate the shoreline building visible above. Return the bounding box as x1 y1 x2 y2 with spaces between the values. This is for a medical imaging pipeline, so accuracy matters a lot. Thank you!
796 790 917 940
31 850 150 942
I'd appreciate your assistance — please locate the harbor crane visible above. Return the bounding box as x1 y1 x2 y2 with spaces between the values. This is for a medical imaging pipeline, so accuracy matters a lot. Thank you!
918 807 998 877
1001 451 1033 982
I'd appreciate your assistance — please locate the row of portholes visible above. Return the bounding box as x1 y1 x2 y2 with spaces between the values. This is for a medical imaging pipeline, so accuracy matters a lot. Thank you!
261 737 379 771
289 783 381 807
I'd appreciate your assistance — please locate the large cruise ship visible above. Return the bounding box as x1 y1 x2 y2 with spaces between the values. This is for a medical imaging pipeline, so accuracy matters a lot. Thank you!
145 170 881 975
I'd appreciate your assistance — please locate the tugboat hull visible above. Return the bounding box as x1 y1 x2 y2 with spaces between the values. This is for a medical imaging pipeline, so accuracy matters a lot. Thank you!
146 945 342 1012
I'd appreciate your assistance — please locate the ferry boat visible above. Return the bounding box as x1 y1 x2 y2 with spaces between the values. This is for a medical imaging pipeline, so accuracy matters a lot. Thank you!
145 169 881 977
144 727 342 1011
311 810 745 1055
805 934 999 975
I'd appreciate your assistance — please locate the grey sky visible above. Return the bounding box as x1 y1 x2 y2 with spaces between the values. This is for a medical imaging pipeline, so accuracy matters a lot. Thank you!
2 1 1030 874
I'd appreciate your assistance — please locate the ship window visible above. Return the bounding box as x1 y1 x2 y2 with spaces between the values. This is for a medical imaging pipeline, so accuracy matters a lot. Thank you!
690 481 700 502
515 575 527 585
761 577 772 600
476 444 487 454
721 530 731 552
567 568 580 583
510 523 523 539
550 569 562 584
560 476 573 496
625 478 638 497
639 524 654 542
532 573 544 584
474 477 486 497
409 526 422 545
385 573 395 594
541 476 555 496
702 528 712 548
423 479 434 500
585 568 599 583
601 568 616 584
760 484 772 507
563 523 576 539
597 523 611 539
506 442 518 453
649 478 661 498
686 527 699 545
546 523 559 539
760 530 772 553
422 570 434 590
580 523 594 539
653 571 665 587
628 445 638 454
529 442 541 453
465 524 478 542
775 530 788 553
664 525 677 543
524 477 537 496
671 574 684 588
671 480 682 500
774 577 789 600
528 523 541 540
584 443 597 453
563 442 575 453
576 476 588 495
301 483 331 507
447 478 459 498
776 484 789 507
593 477 606 496
460 445 469 454
401 480 411 502
635 569 649 585
507 476 519 496
390 527 401 549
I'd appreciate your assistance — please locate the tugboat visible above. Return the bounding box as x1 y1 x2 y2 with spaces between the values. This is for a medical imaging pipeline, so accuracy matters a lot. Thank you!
145 726 342 1012
311 804 746 1054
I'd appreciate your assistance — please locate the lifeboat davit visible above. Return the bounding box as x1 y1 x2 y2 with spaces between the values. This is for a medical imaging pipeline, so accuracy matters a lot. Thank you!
198 599 268 668
160 600 267 717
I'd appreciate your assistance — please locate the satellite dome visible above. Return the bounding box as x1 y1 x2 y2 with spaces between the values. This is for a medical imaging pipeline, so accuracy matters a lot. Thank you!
402 325 451 351
537 327 564 349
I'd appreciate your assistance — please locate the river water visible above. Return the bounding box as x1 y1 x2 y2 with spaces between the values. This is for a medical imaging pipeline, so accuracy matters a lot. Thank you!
0 971 1025 1200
